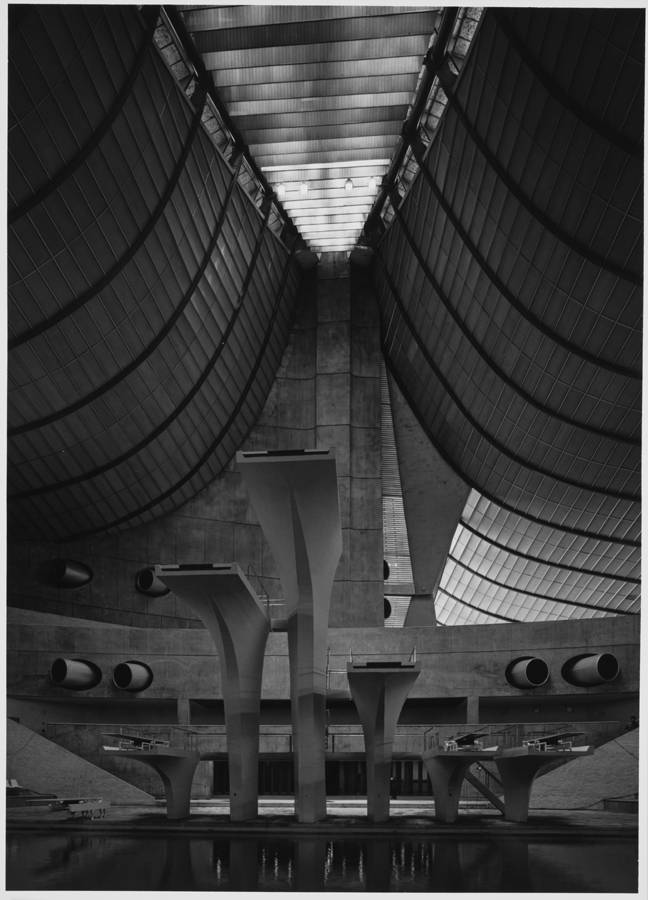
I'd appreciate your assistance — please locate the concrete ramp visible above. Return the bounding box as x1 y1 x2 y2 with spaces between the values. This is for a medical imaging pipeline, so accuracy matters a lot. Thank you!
530 728 639 810
6 718 154 804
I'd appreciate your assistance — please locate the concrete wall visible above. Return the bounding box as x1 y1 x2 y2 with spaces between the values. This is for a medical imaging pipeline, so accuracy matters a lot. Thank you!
8 607 638 797
6 718 155 803
8 606 639 711
529 727 639 809
6 263 383 629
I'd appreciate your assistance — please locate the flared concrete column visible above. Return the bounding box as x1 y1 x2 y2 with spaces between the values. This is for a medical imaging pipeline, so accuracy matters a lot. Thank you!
421 749 498 823
347 662 420 822
107 749 200 819
237 449 342 823
154 563 270 821
494 746 592 823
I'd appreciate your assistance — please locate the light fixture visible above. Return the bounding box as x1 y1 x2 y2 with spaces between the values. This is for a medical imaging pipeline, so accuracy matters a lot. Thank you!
300 181 308 195
276 183 286 198
344 178 353 192
368 176 377 191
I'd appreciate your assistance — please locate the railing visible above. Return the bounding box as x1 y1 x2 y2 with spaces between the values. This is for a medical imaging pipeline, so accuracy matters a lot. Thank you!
423 721 622 752
46 718 623 759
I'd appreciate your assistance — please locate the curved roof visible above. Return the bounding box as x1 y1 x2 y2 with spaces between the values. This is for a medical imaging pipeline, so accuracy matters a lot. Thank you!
6 6 642 625
374 8 642 623
7 5 302 540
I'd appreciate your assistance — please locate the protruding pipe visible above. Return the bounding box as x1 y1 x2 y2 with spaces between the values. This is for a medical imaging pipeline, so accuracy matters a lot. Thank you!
50 658 101 690
506 657 550 689
113 661 153 692
135 568 170 596
43 559 93 589
562 653 620 686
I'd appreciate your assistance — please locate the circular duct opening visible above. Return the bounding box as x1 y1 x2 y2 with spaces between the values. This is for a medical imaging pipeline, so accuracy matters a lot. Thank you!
113 663 134 689
51 560 68 582
597 653 620 681
384 597 392 619
49 657 102 690
383 560 390 581
39 559 93 589
135 568 169 596
112 660 154 692
525 657 550 686
50 657 68 684
561 652 621 686
136 569 154 591
506 656 550 689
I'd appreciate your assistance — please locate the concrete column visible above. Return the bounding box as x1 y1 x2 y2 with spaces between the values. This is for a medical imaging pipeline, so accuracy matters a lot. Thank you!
421 749 498 823
176 696 191 726
404 593 436 627
155 564 270 821
494 746 591 822
387 370 471 616
108 749 200 819
238 450 342 823
466 694 480 724
347 662 420 821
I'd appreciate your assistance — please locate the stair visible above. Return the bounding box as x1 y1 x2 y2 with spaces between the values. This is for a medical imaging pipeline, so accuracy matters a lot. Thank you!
464 768 505 813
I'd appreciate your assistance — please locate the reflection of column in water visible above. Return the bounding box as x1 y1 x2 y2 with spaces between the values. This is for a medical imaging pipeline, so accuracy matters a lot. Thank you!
458 842 500 892
365 839 392 892
229 839 259 891
499 839 530 891
431 841 462 892
294 837 327 892
323 841 334 885
183 839 217 890
158 838 195 891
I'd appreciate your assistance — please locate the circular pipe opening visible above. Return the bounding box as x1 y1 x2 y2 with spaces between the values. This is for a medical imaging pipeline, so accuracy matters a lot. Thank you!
112 660 153 692
597 652 620 681
135 568 169 596
526 657 550 687
49 657 101 690
39 559 93 589
506 656 550 689
562 652 620 686
50 657 68 684
137 569 154 591
113 663 134 689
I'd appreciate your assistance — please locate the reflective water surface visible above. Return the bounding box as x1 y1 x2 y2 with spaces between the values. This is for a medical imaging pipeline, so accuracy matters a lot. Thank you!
5 832 638 892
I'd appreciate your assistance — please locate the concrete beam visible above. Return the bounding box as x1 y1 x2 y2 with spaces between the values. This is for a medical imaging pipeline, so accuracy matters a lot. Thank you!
237 449 342 822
